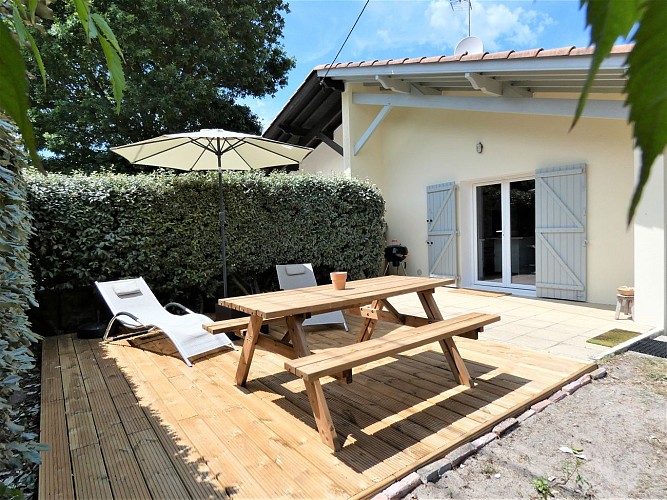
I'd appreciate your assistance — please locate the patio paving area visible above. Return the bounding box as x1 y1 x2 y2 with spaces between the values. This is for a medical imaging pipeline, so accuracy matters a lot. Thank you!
391 287 656 361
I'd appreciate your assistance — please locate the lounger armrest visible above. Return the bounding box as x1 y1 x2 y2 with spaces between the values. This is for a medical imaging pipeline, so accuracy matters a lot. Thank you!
103 311 146 341
113 311 141 324
164 302 196 315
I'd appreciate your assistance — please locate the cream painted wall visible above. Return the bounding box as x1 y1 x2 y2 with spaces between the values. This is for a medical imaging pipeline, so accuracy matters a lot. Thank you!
298 126 347 177
342 88 387 187
345 95 636 306
633 151 665 327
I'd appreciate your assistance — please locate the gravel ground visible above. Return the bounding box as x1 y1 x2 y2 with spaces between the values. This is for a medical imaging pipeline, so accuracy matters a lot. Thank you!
407 351 667 499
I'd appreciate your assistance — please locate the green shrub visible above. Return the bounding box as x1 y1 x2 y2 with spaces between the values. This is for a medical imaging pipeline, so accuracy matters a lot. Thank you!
27 170 385 316
0 120 44 477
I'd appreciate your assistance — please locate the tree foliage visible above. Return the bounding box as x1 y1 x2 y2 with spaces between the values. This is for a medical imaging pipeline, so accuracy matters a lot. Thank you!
29 0 295 172
577 0 667 222
1 0 125 168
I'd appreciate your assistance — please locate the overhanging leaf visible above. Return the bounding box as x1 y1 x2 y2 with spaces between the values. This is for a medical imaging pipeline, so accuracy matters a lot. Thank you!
13 5 47 88
573 0 640 129
625 0 667 222
96 35 125 113
71 0 92 41
28 0 39 22
0 21 40 167
91 13 123 59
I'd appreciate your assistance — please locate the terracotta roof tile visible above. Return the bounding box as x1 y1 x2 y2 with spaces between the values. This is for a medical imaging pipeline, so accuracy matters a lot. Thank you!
569 46 595 56
484 50 514 60
461 51 489 61
509 48 544 59
610 44 633 54
422 55 444 64
537 46 576 57
404 56 427 64
314 44 633 72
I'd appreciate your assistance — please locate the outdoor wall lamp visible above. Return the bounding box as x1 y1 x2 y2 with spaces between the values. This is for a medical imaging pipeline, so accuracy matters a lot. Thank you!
476 142 483 154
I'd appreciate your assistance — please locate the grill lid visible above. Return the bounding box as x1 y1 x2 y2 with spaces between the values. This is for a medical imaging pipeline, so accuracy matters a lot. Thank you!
384 244 408 264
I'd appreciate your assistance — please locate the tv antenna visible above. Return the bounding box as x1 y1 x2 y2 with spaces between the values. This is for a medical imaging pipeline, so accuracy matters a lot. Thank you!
450 0 472 37
451 0 483 55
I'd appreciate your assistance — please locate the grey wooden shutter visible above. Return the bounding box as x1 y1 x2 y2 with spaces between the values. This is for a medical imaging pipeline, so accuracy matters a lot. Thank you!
427 182 458 281
535 164 587 301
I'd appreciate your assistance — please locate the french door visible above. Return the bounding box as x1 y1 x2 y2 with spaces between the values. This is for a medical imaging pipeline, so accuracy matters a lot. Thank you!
474 179 536 289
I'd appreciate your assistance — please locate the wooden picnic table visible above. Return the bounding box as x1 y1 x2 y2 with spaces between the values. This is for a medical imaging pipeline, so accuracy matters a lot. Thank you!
218 275 455 385
217 275 503 451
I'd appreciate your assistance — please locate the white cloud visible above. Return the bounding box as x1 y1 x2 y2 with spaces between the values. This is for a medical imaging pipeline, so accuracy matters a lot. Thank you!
479 3 552 49
427 1 555 52
334 1 555 60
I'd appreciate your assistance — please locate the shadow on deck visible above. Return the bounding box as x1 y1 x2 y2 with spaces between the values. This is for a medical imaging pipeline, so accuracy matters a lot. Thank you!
39 315 596 499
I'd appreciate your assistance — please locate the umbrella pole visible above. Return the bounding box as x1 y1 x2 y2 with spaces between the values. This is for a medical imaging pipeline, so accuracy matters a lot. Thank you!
217 153 228 298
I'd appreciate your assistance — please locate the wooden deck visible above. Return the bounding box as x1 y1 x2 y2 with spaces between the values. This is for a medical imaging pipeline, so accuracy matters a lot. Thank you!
39 316 596 499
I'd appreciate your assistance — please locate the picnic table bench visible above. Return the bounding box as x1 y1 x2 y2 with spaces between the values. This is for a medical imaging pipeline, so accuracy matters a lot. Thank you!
284 312 500 450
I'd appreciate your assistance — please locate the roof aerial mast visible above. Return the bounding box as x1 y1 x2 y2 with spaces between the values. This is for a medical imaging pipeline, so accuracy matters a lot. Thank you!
450 0 484 56
449 0 472 37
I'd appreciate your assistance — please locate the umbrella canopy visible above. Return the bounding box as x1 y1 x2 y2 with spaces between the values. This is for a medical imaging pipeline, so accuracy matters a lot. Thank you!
111 129 312 297
111 129 312 171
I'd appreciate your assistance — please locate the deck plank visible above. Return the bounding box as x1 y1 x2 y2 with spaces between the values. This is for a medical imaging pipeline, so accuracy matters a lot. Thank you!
109 339 228 498
38 337 75 500
72 338 152 499
39 315 596 500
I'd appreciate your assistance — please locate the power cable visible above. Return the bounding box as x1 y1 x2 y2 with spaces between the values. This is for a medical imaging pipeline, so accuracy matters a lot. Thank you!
321 0 370 82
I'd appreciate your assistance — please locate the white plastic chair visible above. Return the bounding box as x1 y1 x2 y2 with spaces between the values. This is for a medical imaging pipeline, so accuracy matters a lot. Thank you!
275 264 348 331
95 277 236 366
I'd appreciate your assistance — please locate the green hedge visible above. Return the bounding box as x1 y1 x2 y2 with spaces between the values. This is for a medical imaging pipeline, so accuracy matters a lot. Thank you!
0 121 44 482
27 170 385 325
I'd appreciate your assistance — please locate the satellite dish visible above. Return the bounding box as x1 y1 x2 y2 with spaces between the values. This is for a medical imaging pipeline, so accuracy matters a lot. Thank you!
455 36 484 56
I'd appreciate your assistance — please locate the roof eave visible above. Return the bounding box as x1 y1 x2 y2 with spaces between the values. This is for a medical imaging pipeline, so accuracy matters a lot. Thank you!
315 48 630 80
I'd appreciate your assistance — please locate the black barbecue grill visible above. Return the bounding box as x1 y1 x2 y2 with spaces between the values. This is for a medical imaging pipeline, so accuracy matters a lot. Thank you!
384 244 408 275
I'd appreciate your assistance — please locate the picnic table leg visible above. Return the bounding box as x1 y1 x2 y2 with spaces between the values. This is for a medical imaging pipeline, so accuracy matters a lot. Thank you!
235 314 264 386
286 316 341 451
356 299 382 342
418 290 473 388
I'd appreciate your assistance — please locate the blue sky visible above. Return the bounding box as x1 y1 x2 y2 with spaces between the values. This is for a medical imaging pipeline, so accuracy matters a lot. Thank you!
247 0 594 130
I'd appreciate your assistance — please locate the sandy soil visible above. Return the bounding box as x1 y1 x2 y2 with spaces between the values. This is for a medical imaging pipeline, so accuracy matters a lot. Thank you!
408 351 667 499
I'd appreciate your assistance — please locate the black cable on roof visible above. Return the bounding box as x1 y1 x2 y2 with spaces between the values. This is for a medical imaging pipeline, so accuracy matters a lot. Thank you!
321 0 370 82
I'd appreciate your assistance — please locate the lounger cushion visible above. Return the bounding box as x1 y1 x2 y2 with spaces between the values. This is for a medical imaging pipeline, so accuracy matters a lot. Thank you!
285 264 307 276
113 282 142 298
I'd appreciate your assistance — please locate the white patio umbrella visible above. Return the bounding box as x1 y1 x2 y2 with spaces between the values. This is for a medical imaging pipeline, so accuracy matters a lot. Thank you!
111 129 312 297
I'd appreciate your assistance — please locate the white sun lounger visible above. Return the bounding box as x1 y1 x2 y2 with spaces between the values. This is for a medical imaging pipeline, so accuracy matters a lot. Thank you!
275 264 348 331
95 277 237 366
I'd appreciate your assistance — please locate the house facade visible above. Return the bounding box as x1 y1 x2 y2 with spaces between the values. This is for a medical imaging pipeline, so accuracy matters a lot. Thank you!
265 45 665 328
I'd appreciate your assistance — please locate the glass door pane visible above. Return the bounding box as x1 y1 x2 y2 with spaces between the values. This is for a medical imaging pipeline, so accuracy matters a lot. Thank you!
476 184 502 282
509 180 535 285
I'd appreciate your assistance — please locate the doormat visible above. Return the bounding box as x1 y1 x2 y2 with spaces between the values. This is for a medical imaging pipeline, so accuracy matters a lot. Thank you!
586 329 639 347
629 338 667 358
448 289 511 298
